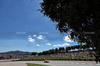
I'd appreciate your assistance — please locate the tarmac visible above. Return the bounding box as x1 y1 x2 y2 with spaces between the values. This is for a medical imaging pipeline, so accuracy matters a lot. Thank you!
0 60 100 66
0 62 27 66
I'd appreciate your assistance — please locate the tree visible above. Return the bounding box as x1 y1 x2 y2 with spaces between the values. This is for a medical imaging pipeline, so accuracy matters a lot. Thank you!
40 0 100 59
42 51 47 55
66 47 68 52
31 52 37 55
59 47 64 52
38 52 42 55
55 48 58 53
71 46 76 50
48 49 55 54
67 46 71 52
0 56 4 59
51 49 55 54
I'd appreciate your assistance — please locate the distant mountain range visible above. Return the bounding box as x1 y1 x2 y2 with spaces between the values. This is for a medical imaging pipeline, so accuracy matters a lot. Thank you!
0 50 32 55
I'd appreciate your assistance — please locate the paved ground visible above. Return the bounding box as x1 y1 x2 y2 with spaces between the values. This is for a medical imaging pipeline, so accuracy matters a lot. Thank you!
0 61 100 66
18 61 100 66
0 62 27 66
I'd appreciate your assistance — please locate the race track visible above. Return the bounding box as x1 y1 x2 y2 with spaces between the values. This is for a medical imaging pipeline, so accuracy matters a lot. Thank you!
0 61 100 66
0 62 27 66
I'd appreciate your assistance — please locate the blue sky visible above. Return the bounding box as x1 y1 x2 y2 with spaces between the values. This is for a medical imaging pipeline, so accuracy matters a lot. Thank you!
0 0 78 52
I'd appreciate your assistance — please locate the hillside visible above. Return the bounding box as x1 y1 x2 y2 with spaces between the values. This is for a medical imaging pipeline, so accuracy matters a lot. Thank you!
0 50 32 55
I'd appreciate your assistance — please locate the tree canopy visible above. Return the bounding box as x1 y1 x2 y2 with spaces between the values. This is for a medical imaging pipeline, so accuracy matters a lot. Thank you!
40 0 100 57
34 44 93 55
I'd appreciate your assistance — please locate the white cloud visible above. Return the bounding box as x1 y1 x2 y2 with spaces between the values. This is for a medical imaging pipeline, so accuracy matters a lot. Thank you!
36 44 40 47
33 35 36 37
37 35 43 40
44 36 46 38
46 43 51 46
54 43 70 47
64 35 73 42
54 45 57 47
28 37 35 42
28 35 31 38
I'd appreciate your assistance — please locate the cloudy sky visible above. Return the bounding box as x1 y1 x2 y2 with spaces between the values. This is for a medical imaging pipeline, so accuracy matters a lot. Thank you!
0 0 78 52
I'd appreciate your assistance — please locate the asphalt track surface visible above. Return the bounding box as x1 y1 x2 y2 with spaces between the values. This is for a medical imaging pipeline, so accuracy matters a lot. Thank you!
0 61 100 66
0 62 27 66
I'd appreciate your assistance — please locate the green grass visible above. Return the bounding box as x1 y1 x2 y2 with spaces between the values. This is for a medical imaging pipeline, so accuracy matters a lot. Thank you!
26 63 51 66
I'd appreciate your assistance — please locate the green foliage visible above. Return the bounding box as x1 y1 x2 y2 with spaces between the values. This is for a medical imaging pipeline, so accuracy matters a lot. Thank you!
31 52 38 55
33 44 93 55
0 56 4 59
55 48 58 53
26 63 50 66
59 47 64 52
40 0 100 57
